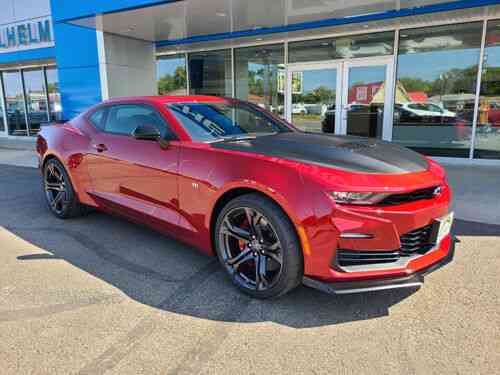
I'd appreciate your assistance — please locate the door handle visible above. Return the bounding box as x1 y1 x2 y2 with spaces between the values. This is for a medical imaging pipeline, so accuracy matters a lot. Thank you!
93 143 108 152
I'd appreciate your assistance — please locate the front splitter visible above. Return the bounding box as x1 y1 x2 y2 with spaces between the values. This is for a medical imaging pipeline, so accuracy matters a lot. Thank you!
303 237 455 295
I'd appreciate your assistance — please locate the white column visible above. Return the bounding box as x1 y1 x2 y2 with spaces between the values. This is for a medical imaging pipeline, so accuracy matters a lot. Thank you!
0 74 8 136
96 26 109 100
96 17 156 100
469 19 488 160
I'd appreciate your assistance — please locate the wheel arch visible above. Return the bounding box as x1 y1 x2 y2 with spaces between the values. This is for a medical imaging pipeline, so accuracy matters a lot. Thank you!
209 186 309 259
40 151 95 207
41 153 60 170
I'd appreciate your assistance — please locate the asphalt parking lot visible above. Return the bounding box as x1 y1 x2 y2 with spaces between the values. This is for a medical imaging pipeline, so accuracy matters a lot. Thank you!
0 163 499 375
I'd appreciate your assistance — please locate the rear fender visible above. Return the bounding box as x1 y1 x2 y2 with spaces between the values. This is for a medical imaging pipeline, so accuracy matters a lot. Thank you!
39 124 97 207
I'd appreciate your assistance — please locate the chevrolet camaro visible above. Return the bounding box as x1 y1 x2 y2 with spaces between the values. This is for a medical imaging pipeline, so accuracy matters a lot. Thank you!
36 96 454 299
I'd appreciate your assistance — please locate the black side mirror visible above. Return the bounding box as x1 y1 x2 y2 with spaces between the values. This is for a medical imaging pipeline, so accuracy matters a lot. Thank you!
133 124 161 141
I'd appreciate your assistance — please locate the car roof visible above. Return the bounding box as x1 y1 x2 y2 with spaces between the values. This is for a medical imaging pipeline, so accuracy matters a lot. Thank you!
102 95 230 105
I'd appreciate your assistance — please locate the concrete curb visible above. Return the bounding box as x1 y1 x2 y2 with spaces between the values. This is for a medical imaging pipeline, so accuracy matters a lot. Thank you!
0 138 36 151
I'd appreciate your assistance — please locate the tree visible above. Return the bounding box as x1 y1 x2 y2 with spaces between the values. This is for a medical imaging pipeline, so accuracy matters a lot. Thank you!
312 85 335 103
398 77 432 93
47 83 58 94
398 64 482 99
158 66 187 95
481 67 500 95
294 86 335 104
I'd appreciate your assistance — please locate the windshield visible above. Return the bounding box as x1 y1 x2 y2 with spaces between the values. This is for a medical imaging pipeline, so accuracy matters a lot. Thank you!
167 102 291 142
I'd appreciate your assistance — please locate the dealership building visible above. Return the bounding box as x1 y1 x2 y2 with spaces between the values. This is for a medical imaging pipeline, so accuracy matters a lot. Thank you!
1 0 500 161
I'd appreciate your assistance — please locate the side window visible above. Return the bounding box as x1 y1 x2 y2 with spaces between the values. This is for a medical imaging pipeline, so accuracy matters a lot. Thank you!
104 104 176 139
89 108 107 130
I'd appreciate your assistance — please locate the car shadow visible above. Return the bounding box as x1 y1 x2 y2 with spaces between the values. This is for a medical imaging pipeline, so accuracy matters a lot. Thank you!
9 210 419 329
2 165 420 329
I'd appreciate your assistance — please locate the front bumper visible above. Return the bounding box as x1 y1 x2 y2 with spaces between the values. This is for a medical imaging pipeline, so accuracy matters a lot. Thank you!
303 235 455 294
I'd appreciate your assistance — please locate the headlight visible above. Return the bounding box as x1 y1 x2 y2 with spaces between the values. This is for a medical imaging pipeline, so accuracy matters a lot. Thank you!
329 191 389 205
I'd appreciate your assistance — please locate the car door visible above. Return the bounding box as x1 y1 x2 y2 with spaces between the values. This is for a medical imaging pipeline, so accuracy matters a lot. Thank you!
86 103 181 230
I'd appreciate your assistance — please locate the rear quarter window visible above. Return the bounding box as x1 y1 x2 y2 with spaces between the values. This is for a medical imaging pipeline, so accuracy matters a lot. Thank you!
89 108 107 130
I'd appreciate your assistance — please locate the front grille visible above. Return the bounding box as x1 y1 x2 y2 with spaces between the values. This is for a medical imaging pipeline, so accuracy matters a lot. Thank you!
378 186 439 206
337 224 436 268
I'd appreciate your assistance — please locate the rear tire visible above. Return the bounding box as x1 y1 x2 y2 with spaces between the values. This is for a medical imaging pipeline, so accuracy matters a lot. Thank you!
215 193 303 299
43 158 88 219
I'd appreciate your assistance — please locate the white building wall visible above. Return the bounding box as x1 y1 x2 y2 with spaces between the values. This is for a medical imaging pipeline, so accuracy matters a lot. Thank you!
0 0 51 25
97 32 157 99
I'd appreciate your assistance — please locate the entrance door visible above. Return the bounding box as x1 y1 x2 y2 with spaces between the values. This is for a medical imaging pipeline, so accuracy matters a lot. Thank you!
340 57 394 140
286 57 394 140
286 62 342 134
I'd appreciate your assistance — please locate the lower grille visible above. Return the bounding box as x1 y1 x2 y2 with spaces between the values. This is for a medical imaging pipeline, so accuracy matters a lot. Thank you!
337 250 401 266
337 224 436 268
400 224 434 254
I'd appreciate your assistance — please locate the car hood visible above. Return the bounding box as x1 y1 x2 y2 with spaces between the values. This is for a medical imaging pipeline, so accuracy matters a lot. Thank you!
211 132 428 174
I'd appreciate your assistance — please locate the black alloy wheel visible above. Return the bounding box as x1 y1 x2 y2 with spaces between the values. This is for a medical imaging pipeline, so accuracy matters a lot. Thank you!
220 206 284 291
44 161 67 215
43 158 87 219
215 194 303 299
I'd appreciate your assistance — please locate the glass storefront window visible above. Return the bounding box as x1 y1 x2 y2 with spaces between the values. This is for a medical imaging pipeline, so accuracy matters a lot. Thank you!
235 44 285 117
393 22 483 157
157 54 187 95
474 20 500 159
345 65 387 138
290 68 337 133
188 50 232 96
0 66 62 136
288 32 395 63
24 68 49 135
46 67 62 121
3 71 27 136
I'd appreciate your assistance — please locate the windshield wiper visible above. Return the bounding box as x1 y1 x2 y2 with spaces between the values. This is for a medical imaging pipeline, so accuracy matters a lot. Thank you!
210 132 276 143
216 135 257 142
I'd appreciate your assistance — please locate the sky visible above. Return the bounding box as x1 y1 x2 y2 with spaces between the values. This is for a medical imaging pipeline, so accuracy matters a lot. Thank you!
301 66 386 93
397 48 480 81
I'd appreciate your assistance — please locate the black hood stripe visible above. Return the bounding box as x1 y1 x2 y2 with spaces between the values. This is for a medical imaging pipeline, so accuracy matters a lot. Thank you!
211 132 428 174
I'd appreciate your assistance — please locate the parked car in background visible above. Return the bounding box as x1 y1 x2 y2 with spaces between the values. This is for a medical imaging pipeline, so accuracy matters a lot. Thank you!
396 103 457 123
321 104 336 133
292 103 307 115
487 102 500 127
394 103 457 125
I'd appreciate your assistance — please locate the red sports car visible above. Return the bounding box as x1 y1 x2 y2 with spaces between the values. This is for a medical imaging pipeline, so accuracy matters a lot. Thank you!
36 96 454 299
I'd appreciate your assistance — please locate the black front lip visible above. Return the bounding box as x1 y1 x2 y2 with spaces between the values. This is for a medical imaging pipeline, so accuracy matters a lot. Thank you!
303 237 455 295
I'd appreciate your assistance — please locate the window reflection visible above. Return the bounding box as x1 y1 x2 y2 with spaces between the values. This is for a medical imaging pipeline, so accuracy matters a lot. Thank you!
157 54 187 95
24 68 49 135
346 65 387 138
474 20 500 159
188 50 232 97
290 69 337 133
46 67 62 121
288 32 394 63
393 22 483 157
0 75 4 133
235 44 285 117
0 66 63 136
3 71 27 136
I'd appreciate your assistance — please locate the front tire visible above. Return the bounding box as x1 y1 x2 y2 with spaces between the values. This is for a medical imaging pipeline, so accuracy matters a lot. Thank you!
43 158 87 219
215 193 303 299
